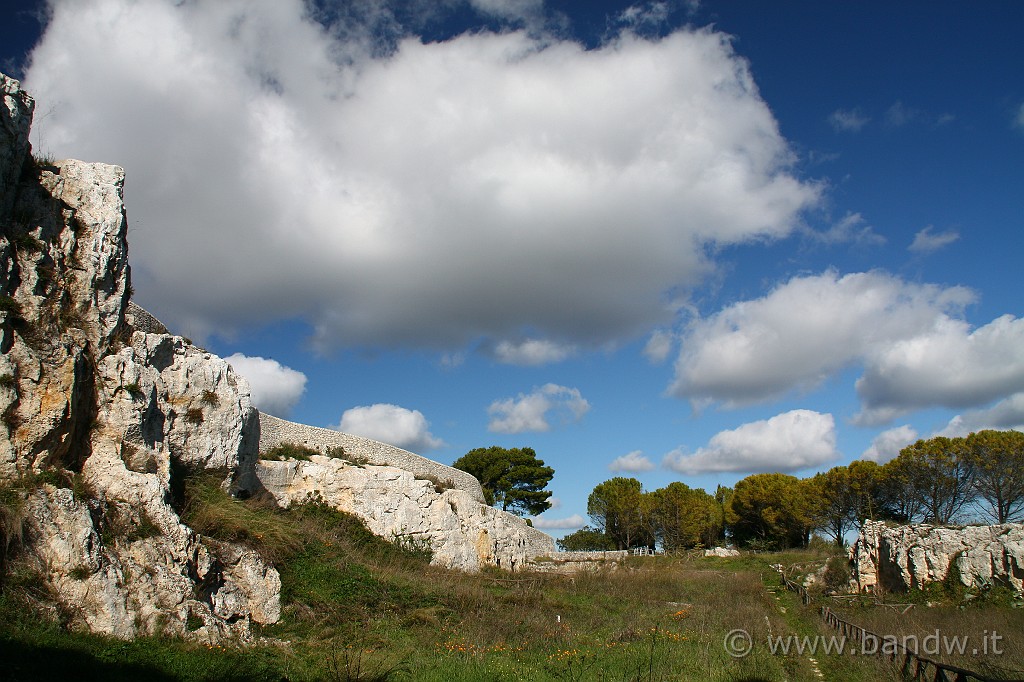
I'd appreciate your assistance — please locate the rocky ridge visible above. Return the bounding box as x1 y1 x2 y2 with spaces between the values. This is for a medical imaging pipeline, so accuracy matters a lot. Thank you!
851 519 1024 595
0 72 552 642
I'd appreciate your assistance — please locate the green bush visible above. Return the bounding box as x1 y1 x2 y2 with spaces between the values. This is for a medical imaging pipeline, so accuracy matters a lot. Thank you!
259 442 319 461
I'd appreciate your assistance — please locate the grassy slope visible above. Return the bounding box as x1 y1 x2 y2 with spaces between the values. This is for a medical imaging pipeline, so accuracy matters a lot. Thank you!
1 475 1016 681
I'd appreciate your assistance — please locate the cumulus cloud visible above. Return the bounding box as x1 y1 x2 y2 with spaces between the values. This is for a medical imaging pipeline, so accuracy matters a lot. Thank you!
1015 103 1024 130
335 403 445 451
488 383 590 433
224 353 306 417
492 338 576 366
663 410 839 474
909 225 959 253
861 425 918 464
609 450 655 472
855 314 1024 424
531 513 585 530
936 393 1024 437
829 108 869 132
25 0 816 353
670 270 976 408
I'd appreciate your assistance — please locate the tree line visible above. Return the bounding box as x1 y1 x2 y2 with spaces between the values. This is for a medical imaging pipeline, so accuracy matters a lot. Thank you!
558 430 1024 552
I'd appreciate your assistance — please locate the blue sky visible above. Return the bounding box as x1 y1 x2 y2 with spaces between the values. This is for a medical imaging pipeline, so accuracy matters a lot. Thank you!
4 0 1023 536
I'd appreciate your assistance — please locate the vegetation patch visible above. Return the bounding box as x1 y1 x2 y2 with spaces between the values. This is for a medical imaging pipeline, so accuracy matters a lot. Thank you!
258 442 319 462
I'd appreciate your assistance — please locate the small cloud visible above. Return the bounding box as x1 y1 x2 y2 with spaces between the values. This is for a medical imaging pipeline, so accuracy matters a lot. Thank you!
225 353 307 417
909 225 960 254
493 338 576 366
609 450 655 473
469 0 543 23
617 2 672 30
1014 103 1024 131
488 383 590 434
861 424 918 464
810 212 886 246
531 513 585 530
663 410 839 474
642 330 674 364
334 403 445 451
829 108 869 132
884 100 916 128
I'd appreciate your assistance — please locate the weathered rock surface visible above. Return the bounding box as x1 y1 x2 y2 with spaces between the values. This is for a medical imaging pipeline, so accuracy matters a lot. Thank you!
256 456 555 571
704 547 740 558
1 72 277 641
851 520 1024 594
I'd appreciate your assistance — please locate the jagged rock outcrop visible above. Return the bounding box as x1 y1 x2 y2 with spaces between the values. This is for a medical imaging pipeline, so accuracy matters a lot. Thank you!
0 72 277 641
851 520 1024 594
255 455 555 571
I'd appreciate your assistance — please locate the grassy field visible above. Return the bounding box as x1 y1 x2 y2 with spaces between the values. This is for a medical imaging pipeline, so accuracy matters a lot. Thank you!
1 476 1017 681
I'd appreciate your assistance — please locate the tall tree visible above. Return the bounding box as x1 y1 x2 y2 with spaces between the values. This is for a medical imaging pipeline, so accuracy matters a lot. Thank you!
587 477 653 550
452 446 554 516
884 436 975 524
649 482 722 551
966 430 1024 523
807 466 858 547
726 473 812 550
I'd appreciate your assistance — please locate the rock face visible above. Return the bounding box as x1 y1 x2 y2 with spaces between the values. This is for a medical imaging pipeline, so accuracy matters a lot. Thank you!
255 456 555 571
1 71 556 641
1 72 277 641
851 520 1024 594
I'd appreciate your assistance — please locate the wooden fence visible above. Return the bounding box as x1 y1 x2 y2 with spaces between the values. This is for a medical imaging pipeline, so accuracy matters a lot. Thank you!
779 572 1022 682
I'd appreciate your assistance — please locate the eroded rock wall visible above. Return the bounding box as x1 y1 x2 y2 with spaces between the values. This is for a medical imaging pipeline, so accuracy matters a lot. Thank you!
255 456 555 572
851 520 1024 594
1 72 277 641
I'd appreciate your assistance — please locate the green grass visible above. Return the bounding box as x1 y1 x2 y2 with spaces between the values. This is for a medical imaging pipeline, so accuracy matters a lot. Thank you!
0 476 983 681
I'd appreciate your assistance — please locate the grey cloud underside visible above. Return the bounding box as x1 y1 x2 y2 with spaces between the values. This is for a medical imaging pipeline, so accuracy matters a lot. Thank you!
25 2 816 351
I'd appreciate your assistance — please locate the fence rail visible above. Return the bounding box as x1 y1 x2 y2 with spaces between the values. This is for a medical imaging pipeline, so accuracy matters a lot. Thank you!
778 571 1022 682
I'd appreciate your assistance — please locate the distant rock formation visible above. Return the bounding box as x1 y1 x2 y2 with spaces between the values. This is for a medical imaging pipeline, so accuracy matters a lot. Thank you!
851 520 1024 594
0 71 553 642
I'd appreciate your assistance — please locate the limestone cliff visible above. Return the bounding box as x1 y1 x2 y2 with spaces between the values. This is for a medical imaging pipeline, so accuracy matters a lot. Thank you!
851 520 1024 595
0 72 553 641
1 72 278 641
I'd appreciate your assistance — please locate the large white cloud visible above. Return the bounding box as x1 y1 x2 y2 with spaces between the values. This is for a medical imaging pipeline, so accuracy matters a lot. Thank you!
224 353 307 417
855 314 1024 424
334 403 445 451
24 0 816 352
670 270 1024 423
488 383 590 433
663 409 839 474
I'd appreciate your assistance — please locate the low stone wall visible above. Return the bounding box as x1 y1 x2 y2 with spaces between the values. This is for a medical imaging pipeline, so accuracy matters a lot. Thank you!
257 412 486 503
125 302 170 335
527 550 629 573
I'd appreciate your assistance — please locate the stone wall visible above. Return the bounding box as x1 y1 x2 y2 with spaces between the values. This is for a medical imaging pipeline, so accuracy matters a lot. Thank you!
258 412 486 503
851 520 1024 594
527 550 629 573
